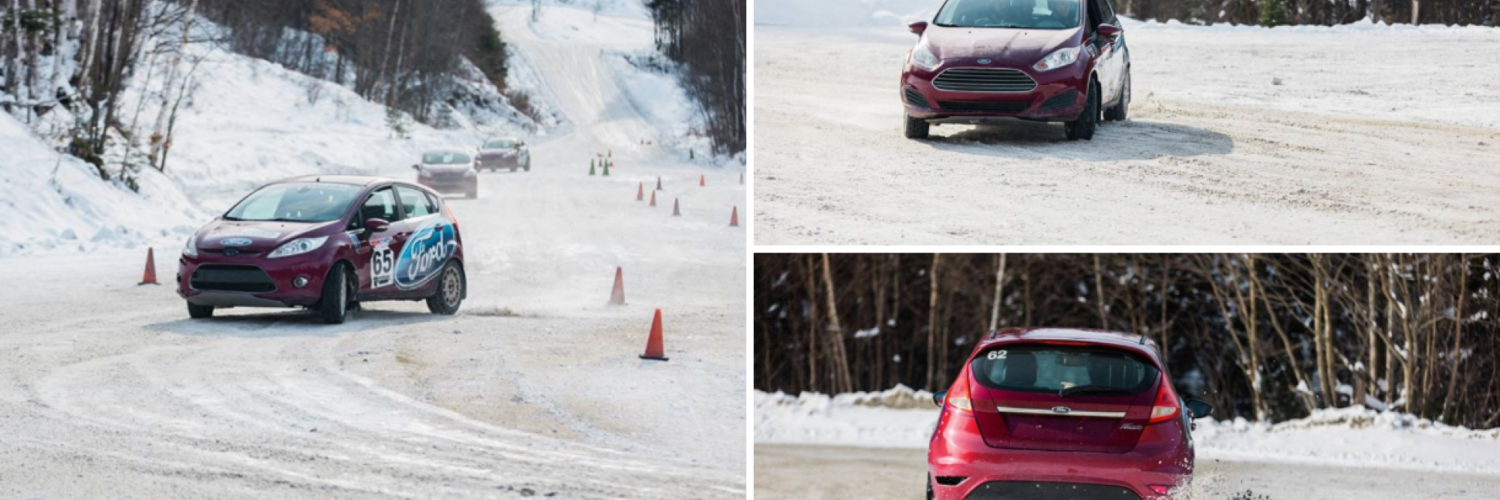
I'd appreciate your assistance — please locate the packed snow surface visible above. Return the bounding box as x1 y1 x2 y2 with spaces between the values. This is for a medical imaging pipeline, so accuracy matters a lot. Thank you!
753 14 1500 244
755 387 1500 474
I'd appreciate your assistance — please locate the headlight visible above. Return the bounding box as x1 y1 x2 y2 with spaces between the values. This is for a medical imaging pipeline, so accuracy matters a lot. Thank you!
183 235 198 258
267 236 329 259
419 168 434 178
911 40 939 71
465 169 477 177
1033 47 1080 72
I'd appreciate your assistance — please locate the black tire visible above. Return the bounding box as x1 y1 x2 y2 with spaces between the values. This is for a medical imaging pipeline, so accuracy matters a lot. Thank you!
926 474 934 500
187 302 214 319
524 163 531 172
904 113 930 139
510 166 518 173
1065 80 1100 141
1104 70 1130 122
426 261 465 315
466 185 478 199
319 263 353 324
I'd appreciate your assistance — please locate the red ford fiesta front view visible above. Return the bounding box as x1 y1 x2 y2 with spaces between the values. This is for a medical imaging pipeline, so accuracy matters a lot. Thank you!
927 328 1213 500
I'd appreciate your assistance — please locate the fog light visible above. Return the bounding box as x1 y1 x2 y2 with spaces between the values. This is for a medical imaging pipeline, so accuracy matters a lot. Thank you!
293 276 309 288
1147 485 1173 495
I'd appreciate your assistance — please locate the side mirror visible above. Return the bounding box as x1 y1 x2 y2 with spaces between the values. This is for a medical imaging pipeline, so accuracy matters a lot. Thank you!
1098 23 1123 38
1185 399 1213 419
364 218 390 233
909 21 928 35
411 164 421 171
932 390 947 408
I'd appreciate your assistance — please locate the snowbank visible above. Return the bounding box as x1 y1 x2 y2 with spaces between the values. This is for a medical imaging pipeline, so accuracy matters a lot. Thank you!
0 114 203 256
755 387 1500 474
755 0 937 28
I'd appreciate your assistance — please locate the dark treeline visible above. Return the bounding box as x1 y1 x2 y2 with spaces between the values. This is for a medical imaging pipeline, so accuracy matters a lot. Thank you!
1118 0 1500 26
645 0 745 155
195 0 508 123
755 254 1500 428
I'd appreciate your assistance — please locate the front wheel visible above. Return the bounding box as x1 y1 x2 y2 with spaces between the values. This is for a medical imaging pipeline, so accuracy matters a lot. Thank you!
187 302 214 319
904 113 930 139
319 263 353 324
1065 80 1100 141
426 262 465 315
466 185 478 199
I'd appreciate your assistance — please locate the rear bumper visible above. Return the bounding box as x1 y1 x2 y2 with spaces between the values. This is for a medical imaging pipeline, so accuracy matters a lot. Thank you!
177 250 334 308
928 412 1191 500
901 62 1089 123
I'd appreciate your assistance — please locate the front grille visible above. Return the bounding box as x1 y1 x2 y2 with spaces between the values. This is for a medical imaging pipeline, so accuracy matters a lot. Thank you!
904 88 931 108
963 481 1142 500
1040 90 1079 111
937 101 1031 114
932 68 1038 93
191 264 276 293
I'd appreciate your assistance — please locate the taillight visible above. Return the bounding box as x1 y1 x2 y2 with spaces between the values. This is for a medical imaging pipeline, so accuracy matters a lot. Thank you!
1147 375 1181 424
945 370 973 412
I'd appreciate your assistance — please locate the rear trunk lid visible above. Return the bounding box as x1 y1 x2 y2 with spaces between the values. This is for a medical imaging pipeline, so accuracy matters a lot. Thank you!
966 343 1160 454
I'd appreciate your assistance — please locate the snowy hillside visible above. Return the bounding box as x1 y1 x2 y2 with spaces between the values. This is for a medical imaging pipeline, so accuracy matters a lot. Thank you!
756 387 1500 474
0 114 203 256
755 0 938 28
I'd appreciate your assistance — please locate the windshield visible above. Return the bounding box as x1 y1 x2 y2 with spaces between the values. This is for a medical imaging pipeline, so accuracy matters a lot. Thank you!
423 152 471 164
970 344 1157 396
225 182 362 223
484 139 518 149
935 0 1080 29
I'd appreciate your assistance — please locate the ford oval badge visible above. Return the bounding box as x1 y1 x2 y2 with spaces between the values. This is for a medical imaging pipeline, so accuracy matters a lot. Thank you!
220 238 252 247
978 59 992 65
1052 406 1072 414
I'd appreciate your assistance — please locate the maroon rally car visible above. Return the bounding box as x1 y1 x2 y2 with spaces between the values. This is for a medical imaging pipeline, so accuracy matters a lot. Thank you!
414 150 479 198
902 0 1130 141
178 176 467 324
927 328 1213 500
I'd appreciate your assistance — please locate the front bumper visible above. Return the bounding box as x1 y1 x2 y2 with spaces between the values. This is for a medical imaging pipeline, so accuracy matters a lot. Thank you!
177 249 334 308
902 61 1088 123
477 155 521 169
928 411 1190 500
418 176 477 194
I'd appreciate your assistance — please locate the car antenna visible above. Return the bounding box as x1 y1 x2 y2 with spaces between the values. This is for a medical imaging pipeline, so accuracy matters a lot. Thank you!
1139 333 1148 345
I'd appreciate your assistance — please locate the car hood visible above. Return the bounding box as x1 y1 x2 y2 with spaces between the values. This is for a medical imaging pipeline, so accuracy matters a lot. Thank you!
422 164 474 173
195 219 340 253
925 26 1080 66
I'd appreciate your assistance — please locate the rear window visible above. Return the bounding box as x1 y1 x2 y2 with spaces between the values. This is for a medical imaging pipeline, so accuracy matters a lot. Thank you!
971 344 1157 396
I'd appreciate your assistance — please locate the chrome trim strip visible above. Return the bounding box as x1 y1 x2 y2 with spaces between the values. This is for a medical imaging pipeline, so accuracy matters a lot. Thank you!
997 406 1126 418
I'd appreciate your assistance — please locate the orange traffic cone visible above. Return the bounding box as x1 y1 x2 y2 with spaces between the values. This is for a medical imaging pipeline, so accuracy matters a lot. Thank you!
672 198 681 217
656 176 663 191
639 309 668 361
139 247 158 285
610 266 626 305
637 182 644 201
699 174 705 187
730 206 740 227
649 191 657 207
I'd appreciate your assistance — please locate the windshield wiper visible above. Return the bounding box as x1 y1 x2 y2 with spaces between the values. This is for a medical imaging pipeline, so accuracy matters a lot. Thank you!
1059 385 1129 397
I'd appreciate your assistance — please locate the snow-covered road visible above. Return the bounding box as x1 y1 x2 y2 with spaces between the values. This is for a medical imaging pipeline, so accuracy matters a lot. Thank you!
752 23 1500 245
755 445 1500 500
0 4 745 499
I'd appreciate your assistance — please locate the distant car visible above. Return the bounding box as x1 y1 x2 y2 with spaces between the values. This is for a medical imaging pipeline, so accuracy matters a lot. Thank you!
414 150 479 198
901 0 1131 141
476 137 530 172
177 176 468 324
927 327 1212 500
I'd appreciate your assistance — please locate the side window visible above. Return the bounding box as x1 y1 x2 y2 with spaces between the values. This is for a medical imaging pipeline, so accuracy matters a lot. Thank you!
361 187 401 224
395 186 436 218
1101 0 1115 24
425 192 444 216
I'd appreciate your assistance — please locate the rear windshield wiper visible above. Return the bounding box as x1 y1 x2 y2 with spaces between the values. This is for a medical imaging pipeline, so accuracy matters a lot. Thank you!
1059 385 1130 397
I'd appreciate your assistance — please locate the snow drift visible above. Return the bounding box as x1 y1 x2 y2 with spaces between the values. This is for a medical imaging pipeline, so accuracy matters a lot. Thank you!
756 387 1500 474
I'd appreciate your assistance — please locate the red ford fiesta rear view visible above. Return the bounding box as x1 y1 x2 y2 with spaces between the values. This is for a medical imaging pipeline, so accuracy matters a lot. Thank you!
927 327 1213 500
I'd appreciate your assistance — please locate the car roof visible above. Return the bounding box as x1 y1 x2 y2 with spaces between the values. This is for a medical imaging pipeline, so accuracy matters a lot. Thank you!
975 327 1160 361
275 175 393 187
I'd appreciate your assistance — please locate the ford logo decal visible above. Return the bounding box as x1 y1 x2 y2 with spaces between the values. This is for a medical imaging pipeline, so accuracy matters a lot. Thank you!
220 238 252 247
978 59 992 65
1052 406 1072 414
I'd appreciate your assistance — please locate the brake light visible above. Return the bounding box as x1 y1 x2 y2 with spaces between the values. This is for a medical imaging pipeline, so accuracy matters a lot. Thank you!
1147 375 1181 424
945 370 973 412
